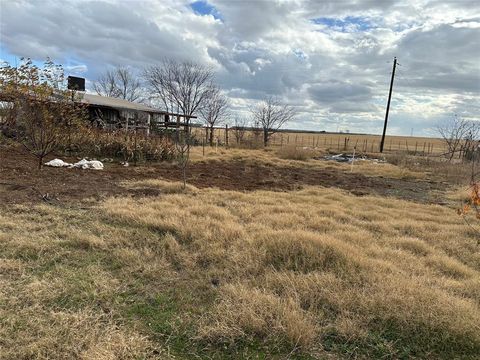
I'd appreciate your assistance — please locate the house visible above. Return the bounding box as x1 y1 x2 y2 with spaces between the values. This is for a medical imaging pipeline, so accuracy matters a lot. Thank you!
79 93 196 135
0 75 196 135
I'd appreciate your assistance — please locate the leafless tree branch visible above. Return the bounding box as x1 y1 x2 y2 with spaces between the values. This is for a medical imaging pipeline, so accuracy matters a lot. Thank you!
200 86 229 146
251 96 295 146
232 117 247 145
437 115 480 161
94 67 142 102
144 59 214 118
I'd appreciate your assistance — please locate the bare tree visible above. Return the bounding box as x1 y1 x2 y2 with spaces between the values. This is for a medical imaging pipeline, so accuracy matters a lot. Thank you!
232 117 247 145
94 67 142 102
251 96 295 147
144 59 215 187
200 87 229 146
437 115 480 161
144 59 214 118
176 129 190 190
93 70 118 97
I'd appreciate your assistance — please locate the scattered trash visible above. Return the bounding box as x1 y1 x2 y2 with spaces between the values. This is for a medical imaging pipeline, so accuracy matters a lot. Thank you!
45 158 104 170
122 161 129 167
323 154 353 162
321 153 386 163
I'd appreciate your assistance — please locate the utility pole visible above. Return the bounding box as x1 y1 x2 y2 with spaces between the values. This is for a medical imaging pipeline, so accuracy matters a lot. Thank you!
379 57 397 153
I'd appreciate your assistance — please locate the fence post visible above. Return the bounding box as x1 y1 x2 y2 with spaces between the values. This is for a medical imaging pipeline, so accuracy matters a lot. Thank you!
225 124 228 148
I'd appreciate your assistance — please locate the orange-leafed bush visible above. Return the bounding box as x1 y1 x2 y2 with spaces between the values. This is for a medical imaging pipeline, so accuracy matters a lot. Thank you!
458 182 480 218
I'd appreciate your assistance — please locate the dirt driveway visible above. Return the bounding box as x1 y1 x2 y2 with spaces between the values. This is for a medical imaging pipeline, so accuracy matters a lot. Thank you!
0 145 446 206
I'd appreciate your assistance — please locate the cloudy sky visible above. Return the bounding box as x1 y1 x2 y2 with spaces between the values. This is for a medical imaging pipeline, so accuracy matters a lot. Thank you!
1 0 479 136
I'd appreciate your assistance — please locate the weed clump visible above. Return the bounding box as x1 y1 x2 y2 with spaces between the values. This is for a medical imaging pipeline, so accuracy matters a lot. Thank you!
276 145 317 160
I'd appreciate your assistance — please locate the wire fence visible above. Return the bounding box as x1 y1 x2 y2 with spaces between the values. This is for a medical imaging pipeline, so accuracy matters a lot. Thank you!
190 126 449 155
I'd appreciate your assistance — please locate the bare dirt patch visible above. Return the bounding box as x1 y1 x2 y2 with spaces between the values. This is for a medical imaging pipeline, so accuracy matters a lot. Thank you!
0 145 446 206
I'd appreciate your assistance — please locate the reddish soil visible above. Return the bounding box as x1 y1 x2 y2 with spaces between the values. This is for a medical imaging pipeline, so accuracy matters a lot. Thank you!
0 145 446 206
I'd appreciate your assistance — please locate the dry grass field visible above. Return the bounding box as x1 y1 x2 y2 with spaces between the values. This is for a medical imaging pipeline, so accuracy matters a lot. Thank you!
192 127 447 155
1 143 479 359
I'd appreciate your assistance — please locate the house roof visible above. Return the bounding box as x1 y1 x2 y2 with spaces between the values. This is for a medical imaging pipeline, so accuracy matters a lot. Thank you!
80 93 163 113
79 93 196 118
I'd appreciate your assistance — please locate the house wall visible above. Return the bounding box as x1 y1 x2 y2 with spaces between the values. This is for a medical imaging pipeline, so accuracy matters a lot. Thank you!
88 105 151 133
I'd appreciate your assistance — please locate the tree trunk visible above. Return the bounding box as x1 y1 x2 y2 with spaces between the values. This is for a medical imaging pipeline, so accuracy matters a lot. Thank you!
38 155 43 170
448 148 455 162
263 129 268 147
209 126 214 146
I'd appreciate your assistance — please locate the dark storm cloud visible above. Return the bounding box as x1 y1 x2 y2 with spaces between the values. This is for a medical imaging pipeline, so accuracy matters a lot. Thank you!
308 81 373 104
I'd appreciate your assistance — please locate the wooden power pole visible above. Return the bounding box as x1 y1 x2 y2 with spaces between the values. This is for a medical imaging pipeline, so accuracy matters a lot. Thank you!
379 57 397 153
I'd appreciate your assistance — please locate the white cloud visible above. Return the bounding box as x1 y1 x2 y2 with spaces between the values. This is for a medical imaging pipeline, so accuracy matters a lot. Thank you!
0 0 478 135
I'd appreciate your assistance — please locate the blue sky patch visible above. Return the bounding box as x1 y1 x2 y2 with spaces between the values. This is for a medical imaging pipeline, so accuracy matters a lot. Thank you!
293 49 308 60
0 46 49 70
190 1 223 21
311 16 375 32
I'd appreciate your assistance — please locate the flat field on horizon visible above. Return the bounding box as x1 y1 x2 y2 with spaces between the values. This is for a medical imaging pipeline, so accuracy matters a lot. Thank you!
192 127 447 155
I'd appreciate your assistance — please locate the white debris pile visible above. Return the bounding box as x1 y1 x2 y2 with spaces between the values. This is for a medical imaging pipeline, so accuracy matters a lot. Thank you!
44 158 104 170
44 159 72 167
73 159 104 170
321 153 386 163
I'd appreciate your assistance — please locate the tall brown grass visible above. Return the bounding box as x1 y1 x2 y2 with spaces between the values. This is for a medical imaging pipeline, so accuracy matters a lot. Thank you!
98 184 480 357
62 128 176 162
1 177 477 358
